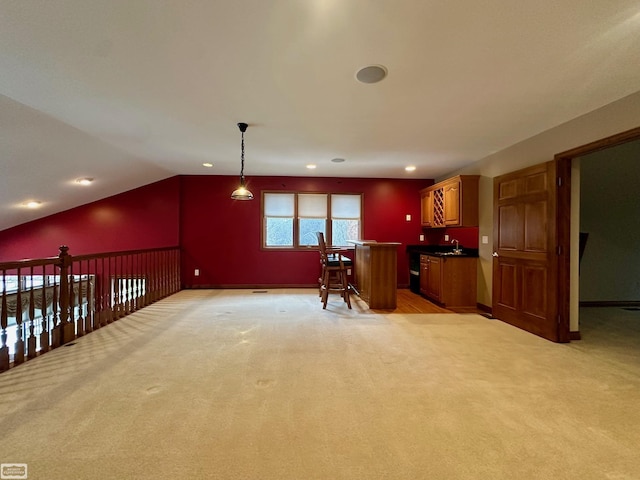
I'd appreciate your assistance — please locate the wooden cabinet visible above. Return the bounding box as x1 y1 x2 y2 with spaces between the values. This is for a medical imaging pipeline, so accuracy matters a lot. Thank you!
419 254 477 309
350 240 401 309
443 180 460 225
420 190 433 227
419 255 429 295
426 255 441 301
420 175 479 227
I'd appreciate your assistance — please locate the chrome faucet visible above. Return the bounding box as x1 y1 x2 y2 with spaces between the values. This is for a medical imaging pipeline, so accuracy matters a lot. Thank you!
451 238 462 254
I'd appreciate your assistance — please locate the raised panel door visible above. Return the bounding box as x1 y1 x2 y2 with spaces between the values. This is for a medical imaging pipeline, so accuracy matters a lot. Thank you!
492 161 562 342
419 256 428 295
421 191 433 227
426 255 441 301
444 181 461 226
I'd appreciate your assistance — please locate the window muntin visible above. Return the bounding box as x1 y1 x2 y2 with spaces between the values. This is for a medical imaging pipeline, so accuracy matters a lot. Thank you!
263 192 362 248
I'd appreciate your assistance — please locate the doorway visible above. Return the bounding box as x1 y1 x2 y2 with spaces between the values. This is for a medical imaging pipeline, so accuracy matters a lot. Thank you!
556 127 640 340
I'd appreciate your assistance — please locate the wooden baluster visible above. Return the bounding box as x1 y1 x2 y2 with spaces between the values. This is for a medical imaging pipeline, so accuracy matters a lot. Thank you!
111 256 118 321
27 266 37 359
158 251 163 299
103 256 111 325
147 251 153 306
84 260 93 333
127 253 131 313
133 253 139 312
14 267 25 365
96 257 103 327
92 258 100 330
39 264 49 354
162 251 168 298
117 255 124 319
57 245 75 345
125 253 131 315
148 252 154 303
155 251 160 301
174 249 180 294
140 252 147 308
51 269 60 347
69 262 81 338
105 256 113 324
130 253 135 312
0 270 9 371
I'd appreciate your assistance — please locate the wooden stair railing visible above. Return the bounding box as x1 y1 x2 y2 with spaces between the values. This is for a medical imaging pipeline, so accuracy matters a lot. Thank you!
0 245 180 373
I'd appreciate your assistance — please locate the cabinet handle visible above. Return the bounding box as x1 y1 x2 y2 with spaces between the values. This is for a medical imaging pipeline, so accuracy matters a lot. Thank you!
492 252 499 257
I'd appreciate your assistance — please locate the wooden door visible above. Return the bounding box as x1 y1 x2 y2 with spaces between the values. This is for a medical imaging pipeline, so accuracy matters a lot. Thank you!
421 191 433 227
443 180 460 225
492 161 568 342
419 256 428 295
426 255 441 301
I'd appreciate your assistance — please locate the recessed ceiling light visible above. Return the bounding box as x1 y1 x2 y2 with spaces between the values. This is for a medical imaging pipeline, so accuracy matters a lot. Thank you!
202 162 213 168
25 201 42 209
331 158 346 163
405 166 416 172
76 177 94 185
355 65 388 84
306 164 317 169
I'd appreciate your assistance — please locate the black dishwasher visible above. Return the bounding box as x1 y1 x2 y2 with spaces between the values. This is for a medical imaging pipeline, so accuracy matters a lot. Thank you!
409 251 421 294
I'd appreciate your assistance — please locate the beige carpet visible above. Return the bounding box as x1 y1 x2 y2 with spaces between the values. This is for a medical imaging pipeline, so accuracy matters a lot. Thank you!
0 289 639 480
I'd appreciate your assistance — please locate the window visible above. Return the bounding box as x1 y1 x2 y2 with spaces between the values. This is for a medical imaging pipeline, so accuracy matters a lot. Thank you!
263 192 362 248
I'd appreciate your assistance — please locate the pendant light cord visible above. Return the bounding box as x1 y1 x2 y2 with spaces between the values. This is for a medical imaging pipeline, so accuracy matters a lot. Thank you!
240 131 245 184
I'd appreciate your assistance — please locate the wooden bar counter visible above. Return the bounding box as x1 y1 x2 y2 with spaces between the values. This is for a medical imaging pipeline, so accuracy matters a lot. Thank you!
348 240 401 309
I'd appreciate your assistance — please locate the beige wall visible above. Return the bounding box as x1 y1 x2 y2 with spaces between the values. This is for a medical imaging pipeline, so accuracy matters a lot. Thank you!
438 90 640 329
579 141 640 301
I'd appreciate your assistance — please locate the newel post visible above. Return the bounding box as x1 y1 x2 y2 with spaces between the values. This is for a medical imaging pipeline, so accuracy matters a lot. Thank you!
52 245 76 347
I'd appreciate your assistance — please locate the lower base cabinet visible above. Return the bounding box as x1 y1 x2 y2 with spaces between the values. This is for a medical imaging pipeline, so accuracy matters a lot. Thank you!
419 254 477 309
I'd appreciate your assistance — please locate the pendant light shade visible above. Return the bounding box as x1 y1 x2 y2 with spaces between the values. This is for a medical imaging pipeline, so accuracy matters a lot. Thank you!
231 122 254 200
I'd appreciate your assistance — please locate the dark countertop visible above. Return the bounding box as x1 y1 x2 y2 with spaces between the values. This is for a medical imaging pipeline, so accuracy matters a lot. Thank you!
406 245 479 258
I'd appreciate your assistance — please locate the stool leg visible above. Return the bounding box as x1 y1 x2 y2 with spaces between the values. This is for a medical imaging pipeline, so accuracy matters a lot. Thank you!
341 271 351 309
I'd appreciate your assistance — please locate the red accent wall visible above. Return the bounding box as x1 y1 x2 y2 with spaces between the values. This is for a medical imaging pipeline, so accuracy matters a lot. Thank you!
422 227 479 249
179 175 431 288
0 177 180 262
2 175 475 289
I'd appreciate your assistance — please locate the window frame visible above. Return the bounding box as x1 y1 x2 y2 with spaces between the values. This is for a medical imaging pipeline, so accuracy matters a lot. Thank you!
261 191 363 250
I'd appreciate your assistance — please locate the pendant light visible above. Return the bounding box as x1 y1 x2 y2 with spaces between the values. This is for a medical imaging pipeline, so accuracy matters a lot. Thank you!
231 122 254 200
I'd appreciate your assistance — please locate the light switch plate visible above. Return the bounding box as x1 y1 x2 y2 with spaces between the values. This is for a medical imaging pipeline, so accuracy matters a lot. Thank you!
194 269 200 276
405 214 411 221
482 236 489 244
419 234 425 242
444 234 449 242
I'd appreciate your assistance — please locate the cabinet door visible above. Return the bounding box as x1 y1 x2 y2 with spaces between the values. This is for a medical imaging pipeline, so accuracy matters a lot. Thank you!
426 256 441 301
421 191 433 227
444 180 461 226
419 256 429 294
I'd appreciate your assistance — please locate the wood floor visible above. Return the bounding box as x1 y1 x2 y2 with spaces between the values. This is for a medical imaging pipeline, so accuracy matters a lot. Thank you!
367 288 478 314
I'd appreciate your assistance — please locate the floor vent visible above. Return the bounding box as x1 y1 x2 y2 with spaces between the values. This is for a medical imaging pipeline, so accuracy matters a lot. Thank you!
252 290 268 294
64 342 77 347
481 313 496 319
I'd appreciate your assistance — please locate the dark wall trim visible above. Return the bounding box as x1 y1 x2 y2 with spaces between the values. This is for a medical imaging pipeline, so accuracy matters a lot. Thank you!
579 301 640 307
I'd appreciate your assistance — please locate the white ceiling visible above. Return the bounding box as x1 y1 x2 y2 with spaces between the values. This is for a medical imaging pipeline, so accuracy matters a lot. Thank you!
2 0 640 231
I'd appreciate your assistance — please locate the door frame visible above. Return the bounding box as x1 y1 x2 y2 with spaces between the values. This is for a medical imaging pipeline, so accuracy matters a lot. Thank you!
555 126 640 340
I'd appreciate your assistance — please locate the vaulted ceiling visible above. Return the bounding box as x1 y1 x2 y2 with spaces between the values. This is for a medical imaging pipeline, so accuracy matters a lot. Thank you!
2 1 640 231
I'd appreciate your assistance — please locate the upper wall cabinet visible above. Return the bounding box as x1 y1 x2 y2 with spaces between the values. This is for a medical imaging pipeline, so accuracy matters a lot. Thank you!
420 175 480 228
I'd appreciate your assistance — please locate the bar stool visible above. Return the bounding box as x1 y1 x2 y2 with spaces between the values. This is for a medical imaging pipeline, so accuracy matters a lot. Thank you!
316 232 352 309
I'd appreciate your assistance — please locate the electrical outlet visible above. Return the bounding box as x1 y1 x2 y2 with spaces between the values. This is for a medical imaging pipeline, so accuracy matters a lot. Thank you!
194 269 200 276
444 234 449 242
419 234 425 242
405 214 411 221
